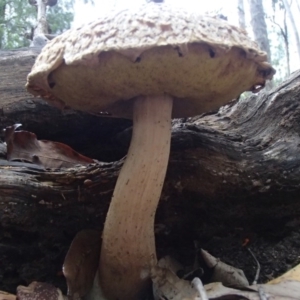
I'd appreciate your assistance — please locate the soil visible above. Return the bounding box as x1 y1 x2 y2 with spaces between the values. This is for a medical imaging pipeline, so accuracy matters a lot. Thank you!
1 186 300 297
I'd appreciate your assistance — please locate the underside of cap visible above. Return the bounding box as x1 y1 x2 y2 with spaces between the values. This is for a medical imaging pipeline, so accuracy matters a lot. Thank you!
26 3 275 119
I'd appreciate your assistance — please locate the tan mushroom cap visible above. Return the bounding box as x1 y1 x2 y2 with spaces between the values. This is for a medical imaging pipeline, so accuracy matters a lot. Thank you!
26 3 275 118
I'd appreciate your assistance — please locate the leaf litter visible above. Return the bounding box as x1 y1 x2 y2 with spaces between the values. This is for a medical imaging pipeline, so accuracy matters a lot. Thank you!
3 124 94 169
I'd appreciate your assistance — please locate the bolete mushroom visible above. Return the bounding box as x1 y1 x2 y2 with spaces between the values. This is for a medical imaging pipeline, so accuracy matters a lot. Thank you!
26 3 275 299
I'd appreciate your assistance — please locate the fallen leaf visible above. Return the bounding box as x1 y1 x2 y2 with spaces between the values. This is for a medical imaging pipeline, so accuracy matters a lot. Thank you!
201 248 249 288
16 282 66 300
4 124 94 169
151 259 200 300
63 229 101 299
157 255 184 275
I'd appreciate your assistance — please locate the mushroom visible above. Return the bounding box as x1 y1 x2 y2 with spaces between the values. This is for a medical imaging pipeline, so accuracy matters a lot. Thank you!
26 3 275 299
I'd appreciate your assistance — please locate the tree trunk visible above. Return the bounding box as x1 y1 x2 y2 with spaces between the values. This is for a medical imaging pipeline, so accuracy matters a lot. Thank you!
2 69 300 202
270 6 290 77
248 0 271 61
282 0 300 62
296 0 300 14
1 48 300 295
238 0 246 30
35 0 48 36
283 10 290 76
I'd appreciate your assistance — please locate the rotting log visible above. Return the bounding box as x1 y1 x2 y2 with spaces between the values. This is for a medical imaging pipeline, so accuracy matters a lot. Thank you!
1 48 300 294
1 69 300 202
2 48 298 201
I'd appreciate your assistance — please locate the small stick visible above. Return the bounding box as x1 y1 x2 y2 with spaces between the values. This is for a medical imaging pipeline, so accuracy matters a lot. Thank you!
191 277 208 300
247 247 261 285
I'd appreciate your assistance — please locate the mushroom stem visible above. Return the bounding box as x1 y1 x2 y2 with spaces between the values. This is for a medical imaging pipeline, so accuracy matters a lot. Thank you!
99 95 173 300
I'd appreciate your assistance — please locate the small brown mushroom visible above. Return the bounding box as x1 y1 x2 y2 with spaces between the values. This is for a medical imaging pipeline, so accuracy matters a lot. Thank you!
16 282 65 300
26 3 275 300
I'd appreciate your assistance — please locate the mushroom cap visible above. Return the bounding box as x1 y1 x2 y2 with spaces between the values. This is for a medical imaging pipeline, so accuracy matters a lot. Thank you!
26 3 275 118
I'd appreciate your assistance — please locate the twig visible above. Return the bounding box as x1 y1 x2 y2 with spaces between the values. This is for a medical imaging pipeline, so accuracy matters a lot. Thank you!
191 277 208 300
247 247 261 285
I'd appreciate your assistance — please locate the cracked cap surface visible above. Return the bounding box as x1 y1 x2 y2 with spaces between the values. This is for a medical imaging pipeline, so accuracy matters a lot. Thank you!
26 3 275 118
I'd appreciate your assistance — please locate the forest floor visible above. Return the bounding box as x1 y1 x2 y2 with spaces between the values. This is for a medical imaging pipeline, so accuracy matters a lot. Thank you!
1 188 300 296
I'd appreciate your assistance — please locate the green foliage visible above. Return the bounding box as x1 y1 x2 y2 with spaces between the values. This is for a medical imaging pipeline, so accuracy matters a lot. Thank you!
0 0 75 49
0 0 36 48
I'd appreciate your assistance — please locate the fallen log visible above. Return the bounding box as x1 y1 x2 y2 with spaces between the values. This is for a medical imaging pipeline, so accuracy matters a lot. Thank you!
3 70 300 203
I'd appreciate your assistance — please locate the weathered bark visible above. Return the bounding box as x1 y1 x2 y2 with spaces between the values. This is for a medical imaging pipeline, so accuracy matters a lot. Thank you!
1 48 300 294
1 69 300 202
1 48 300 223
1 54 300 206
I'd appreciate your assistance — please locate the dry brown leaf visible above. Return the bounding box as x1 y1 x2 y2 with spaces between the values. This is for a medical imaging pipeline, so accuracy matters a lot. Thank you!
4 124 94 169
0 290 16 300
63 229 101 299
151 263 200 300
151 257 300 299
201 248 249 288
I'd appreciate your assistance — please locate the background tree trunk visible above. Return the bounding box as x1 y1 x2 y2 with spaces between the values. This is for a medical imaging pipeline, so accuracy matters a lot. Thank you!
35 0 48 36
238 0 246 30
281 0 300 61
249 0 271 61
296 0 300 13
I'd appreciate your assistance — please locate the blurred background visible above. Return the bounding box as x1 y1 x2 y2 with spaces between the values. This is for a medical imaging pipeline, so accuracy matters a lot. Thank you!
1 0 299 85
